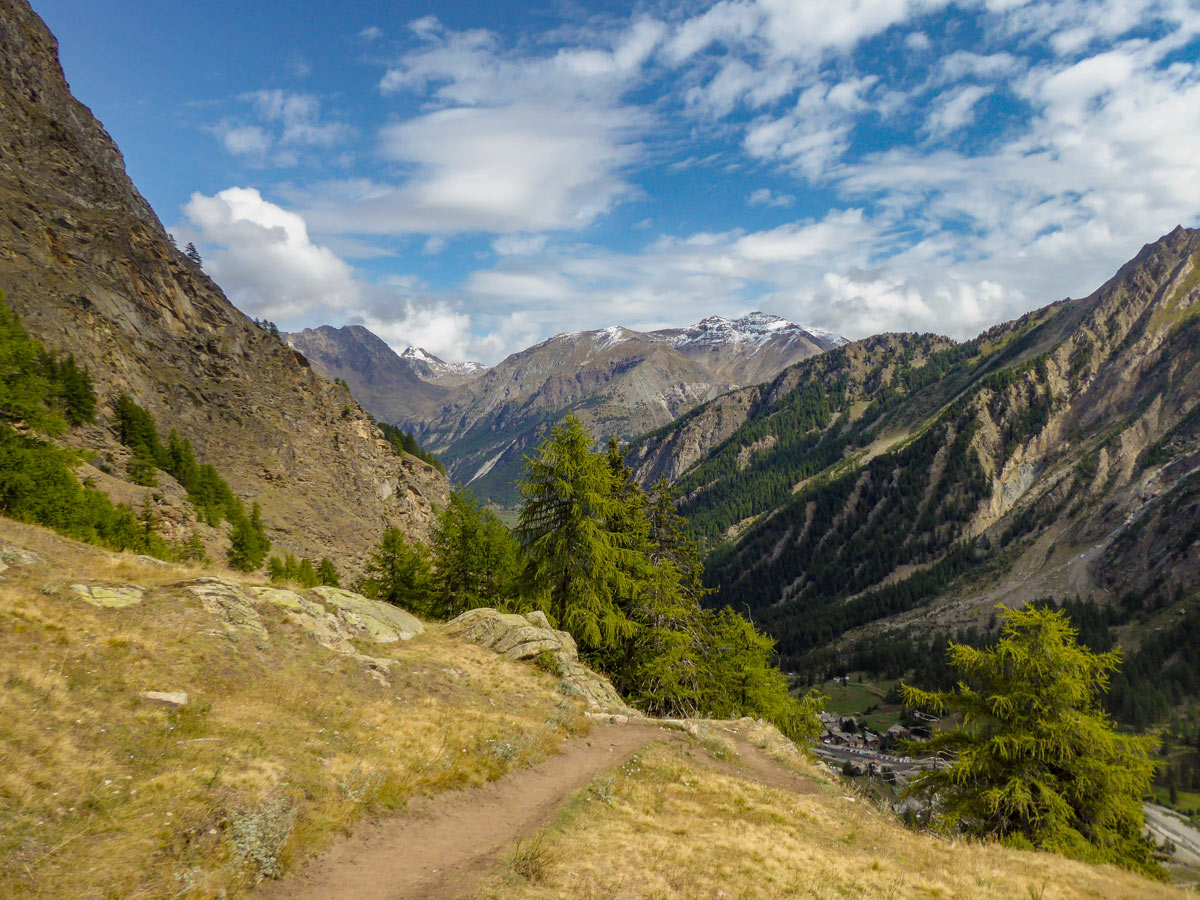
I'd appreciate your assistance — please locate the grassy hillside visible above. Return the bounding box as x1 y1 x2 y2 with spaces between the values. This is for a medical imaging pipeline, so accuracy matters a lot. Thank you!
3 518 1193 900
475 738 1188 900
0 519 586 900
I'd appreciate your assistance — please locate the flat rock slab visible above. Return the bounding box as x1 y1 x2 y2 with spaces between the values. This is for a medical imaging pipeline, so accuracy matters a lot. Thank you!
311 586 424 642
0 543 43 568
71 583 145 608
140 690 188 708
181 577 270 641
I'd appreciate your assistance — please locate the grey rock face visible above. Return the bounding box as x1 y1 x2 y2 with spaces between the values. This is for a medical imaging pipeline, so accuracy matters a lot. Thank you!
444 607 635 715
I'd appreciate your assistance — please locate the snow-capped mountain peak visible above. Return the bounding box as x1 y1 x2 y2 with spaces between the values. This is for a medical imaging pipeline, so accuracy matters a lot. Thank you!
400 346 488 381
653 312 847 351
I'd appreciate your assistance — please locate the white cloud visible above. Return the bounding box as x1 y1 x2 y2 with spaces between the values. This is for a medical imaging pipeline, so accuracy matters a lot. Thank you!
354 302 474 362
181 187 360 320
747 188 796 207
217 124 271 157
359 26 383 42
905 31 932 51
300 20 654 235
922 84 992 137
492 234 549 255
209 91 354 166
242 90 354 147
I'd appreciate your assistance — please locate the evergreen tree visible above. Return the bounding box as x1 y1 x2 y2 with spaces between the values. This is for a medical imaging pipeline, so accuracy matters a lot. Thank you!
317 557 340 587
358 528 432 610
56 355 95 425
227 502 270 572
515 415 637 650
184 242 202 265
429 488 521 618
901 606 1160 874
0 294 62 433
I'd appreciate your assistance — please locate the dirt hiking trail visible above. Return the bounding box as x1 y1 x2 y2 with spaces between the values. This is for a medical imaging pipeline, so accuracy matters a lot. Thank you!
251 720 815 900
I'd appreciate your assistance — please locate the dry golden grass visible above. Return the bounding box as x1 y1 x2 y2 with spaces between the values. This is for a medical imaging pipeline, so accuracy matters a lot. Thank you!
478 743 1190 900
0 519 587 900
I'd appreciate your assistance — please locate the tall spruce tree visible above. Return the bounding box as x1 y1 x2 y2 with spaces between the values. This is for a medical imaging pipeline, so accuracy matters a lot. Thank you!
901 606 1160 874
516 415 637 650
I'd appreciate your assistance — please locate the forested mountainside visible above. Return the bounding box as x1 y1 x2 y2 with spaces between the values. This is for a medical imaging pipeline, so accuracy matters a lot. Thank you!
636 227 1200 682
0 0 447 566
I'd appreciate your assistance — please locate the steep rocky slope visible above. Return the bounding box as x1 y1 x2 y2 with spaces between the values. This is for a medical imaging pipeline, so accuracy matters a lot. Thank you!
640 228 1200 673
0 0 447 566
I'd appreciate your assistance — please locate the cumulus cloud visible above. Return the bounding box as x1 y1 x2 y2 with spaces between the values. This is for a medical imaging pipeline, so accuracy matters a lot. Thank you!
181 187 360 319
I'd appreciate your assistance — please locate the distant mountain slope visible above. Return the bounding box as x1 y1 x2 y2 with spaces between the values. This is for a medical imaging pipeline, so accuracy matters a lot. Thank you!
386 313 841 506
0 0 448 566
289 313 842 507
637 228 1200 674
285 325 452 424
398 345 487 387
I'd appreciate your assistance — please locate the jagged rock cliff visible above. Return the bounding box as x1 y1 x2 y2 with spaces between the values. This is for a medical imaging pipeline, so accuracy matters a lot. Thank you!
0 0 448 566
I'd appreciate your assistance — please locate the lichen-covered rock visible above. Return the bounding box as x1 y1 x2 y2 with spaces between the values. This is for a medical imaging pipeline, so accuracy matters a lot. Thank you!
311 586 424 642
71 583 145 608
444 608 634 714
0 543 42 568
182 578 269 641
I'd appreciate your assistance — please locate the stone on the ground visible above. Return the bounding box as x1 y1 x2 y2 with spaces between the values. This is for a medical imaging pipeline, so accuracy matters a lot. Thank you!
0 543 43 568
311 586 424 642
181 577 269 641
140 690 188 708
71 583 145 608
444 608 636 715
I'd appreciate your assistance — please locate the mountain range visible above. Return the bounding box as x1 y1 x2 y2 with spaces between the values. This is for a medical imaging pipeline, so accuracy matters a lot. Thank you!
287 313 845 506
629 227 1200 686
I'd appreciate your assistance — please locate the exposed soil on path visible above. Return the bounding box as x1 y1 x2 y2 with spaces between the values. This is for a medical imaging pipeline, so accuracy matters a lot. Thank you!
251 720 815 900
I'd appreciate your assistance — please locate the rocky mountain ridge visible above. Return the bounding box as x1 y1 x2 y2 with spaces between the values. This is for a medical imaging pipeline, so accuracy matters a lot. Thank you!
0 0 448 568
634 227 1200 675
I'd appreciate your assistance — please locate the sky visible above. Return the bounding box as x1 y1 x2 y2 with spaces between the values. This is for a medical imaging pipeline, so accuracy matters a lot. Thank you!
32 0 1200 364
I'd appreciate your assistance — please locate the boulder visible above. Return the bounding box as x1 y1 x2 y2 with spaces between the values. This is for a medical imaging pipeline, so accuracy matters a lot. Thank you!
181 577 269 641
444 608 635 715
71 583 145 608
311 586 424 642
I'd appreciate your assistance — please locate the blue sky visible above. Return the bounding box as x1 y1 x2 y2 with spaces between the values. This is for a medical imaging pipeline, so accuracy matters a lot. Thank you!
33 0 1200 363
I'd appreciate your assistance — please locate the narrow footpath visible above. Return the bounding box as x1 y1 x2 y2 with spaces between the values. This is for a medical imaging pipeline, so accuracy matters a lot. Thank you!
251 720 813 900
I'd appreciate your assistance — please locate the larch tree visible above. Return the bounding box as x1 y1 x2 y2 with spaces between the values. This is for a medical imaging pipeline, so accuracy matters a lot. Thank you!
901 605 1160 875
515 415 637 651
